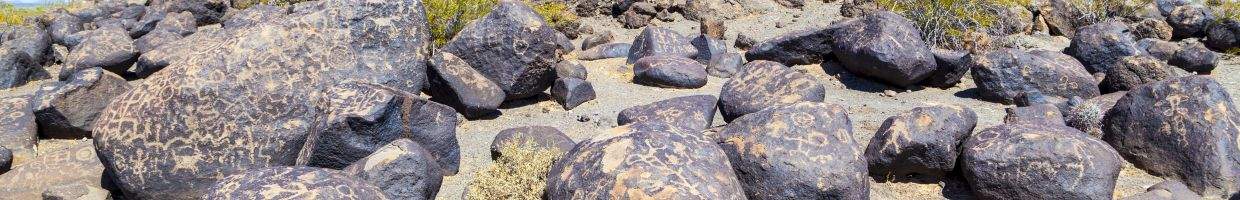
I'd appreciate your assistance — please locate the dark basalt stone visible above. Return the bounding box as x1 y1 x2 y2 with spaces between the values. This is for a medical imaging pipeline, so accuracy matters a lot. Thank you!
0 97 35 165
865 105 977 181
962 123 1122 200
1168 43 1219 74
830 11 937 87
425 51 505 119
1064 21 1144 74
969 48 1100 104
920 48 970 88
744 22 844 66
441 1 565 100
578 43 631 61
719 61 824 122
342 139 443 200
617 95 717 132
632 56 708 89
63 27 137 80
1004 104 1067 125
1100 56 1172 93
203 166 386 200
627 26 697 64
32 68 132 139
551 77 596 110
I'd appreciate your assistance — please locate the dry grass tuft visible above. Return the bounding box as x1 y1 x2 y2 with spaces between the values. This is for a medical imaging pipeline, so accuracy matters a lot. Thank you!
465 140 566 200
876 0 1012 50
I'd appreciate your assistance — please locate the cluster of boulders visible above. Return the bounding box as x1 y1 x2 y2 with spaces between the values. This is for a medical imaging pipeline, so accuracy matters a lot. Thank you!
0 0 1236 199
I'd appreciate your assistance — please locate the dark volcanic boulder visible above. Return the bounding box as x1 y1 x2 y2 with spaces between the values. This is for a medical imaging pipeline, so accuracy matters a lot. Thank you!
744 23 841 66
40 183 110 200
33 68 131 139
1206 19 1239 51
1100 56 1172 93
0 48 38 89
426 52 504 118
1063 21 1143 73
63 27 137 79
48 10 84 47
831 11 937 87
617 95 717 132
921 48 970 88
1120 180 1205 200
632 56 708 89
0 97 34 164
154 11 196 36
343 139 443 200
554 60 587 79
718 102 868 199
441 1 564 100
969 49 1100 104
148 0 230 25
1003 104 1067 125
1102 75 1240 198
865 105 977 180
204 166 385 200
0 141 105 200
134 30 183 54
578 43 631 61
1 24 51 65
708 52 742 78
90 0 433 198
719 61 825 122
1130 18 1174 41
627 26 697 64
962 123 1122 199
490 126 574 159
551 77 596 110
0 146 8 174
692 34 730 64
545 123 746 199
1137 38 1182 61
222 4 289 28
303 82 460 174
1167 5 1213 39
1168 43 1219 74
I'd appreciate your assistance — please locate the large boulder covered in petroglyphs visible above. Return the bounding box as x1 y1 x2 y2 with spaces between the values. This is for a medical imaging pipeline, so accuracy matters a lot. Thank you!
32 68 131 139
719 61 825 122
426 51 505 118
962 123 1122 200
0 140 105 200
1004 104 1067 126
969 49 1100 104
441 1 564 100
545 123 747 199
865 105 977 181
627 26 698 64
830 11 937 87
1099 56 1172 93
342 139 443 200
1064 21 1144 73
203 166 387 200
90 0 433 198
718 102 869 199
1102 75 1240 198
301 82 460 173
618 95 718 132
63 27 137 79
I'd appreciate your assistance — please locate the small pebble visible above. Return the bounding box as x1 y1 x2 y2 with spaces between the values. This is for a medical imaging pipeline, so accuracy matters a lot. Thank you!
882 90 897 97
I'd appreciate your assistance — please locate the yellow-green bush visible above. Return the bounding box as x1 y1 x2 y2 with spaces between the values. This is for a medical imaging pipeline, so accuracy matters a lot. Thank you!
233 0 314 9
0 2 50 26
876 0 1008 49
465 140 565 200
426 0 577 47
1209 0 1240 23
1070 0 1151 24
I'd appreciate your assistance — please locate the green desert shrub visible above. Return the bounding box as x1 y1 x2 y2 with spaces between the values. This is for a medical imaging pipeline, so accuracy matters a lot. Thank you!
426 0 577 47
876 0 1013 50
465 140 565 200
1208 0 1240 23
232 0 314 9
0 2 52 25
1070 0 1151 24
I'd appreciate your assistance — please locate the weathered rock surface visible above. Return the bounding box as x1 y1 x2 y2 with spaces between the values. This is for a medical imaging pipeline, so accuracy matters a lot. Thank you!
551 77 596 110
581 31 613 50
441 1 564 100
0 97 35 165
426 52 504 118
617 95 717 132
578 43 631 61
545 123 746 199
48 10 84 47
969 49 1100 104
707 52 742 78
63 27 137 79
1206 19 1239 51
1100 56 1172 93
719 61 824 121
343 139 443 200
1137 38 1182 61
962 123 1122 199
1130 18 1174 41
865 105 977 181
0 146 8 174
554 60 587 79
921 49 970 88
1004 104 1067 125
33 68 131 139
633 56 708 88
91 0 433 198
1103 75 1240 198
719 102 868 199
0 141 104 200
148 0 230 25
627 26 697 64
692 34 729 64
1167 5 1213 39
204 166 386 200
831 12 937 87
154 11 196 36
490 126 574 159
744 23 839 66
0 48 39 89
1169 42 1219 74
1120 180 1205 200
1064 21 1143 73
133 30 183 54
40 183 110 200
